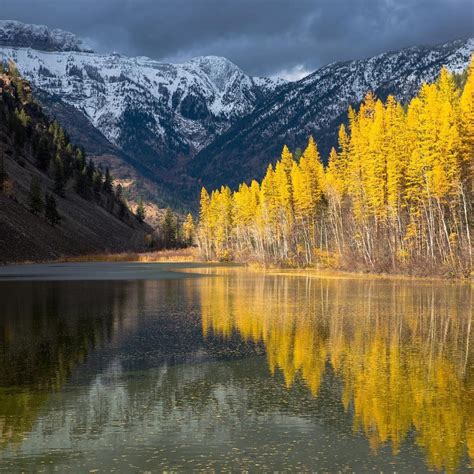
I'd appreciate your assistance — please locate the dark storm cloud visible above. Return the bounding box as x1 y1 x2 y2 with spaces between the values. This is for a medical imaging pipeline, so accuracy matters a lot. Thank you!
1 0 472 78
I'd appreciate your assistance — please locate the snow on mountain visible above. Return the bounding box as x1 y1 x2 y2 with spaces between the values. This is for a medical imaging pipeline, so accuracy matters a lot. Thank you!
1 20 472 208
190 38 474 192
0 25 284 168
0 20 93 52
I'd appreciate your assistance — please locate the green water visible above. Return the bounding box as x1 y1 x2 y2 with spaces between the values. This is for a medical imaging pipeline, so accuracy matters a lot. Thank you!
0 263 472 472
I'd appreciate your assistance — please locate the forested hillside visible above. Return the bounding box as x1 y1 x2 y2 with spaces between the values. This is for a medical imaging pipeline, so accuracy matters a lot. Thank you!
0 61 152 263
197 61 474 277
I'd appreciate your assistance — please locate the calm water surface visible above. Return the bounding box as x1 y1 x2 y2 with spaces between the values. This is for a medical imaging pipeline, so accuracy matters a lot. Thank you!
0 263 472 472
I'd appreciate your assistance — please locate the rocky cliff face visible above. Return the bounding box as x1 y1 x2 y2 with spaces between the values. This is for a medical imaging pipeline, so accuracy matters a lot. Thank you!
0 20 93 52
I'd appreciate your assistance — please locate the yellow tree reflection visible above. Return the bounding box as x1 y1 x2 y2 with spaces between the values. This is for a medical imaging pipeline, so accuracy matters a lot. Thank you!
200 272 473 472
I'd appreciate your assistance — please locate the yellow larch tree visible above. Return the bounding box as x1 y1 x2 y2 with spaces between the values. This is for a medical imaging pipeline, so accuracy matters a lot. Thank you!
197 62 472 275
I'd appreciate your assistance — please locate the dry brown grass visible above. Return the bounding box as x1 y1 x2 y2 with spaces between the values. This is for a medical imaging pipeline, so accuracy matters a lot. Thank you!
61 247 199 263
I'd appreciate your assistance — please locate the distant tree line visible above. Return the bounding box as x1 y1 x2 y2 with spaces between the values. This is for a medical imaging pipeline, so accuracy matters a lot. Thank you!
149 208 195 250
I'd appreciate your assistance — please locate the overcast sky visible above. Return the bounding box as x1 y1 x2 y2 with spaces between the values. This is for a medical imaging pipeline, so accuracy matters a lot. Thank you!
2 0 473 80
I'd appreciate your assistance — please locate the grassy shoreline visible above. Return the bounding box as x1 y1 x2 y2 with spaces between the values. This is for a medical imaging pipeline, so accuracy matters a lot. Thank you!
0 247 198 266
60 247 199 263
2 248 471 282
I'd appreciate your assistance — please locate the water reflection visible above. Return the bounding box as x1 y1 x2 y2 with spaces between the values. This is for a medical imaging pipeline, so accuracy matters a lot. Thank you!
0 281 126 450
0 269 472 472
200 273 473 472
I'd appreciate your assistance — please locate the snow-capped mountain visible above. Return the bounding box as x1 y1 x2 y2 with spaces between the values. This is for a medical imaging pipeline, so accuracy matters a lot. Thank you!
190 38 474 192
0 20 472 208
0 21 284 176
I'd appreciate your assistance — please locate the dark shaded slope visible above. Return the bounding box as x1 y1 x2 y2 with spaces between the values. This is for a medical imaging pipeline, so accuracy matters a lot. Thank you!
36 91 183 210
0 69 151 263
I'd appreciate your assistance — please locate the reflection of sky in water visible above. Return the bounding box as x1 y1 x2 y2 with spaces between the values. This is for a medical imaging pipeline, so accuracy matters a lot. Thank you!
0 265 472 472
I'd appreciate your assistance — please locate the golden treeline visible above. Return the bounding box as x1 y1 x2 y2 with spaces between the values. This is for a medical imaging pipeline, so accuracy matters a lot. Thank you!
198 60 474 276
200 272 473 472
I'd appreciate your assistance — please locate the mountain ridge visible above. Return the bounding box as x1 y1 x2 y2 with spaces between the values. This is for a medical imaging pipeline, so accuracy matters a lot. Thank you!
0 22 286 209
189 37 474 192
0 35 285 159
0 21 472 208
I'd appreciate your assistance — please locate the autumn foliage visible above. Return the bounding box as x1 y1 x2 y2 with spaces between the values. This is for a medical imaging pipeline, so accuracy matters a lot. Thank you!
197 60 474 276
200 272 473 472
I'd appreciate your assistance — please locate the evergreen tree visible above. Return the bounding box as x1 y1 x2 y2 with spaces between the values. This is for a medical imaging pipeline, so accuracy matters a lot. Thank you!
114 184 128 219
74 169 88 198
36 137 51 171
86 159 96 183
103 166 113 194
45 193 61 227
28 177 44 216
15 108 31 128
8 60 19 79
93 169 103 197
11 112 27 148
75 147 86 171
136 199 146 223
8 61 26 100
115 183 124 202
55 125 67 150
0 154 10 197
0 154 7 193
53 157 66 196
161 208 177 248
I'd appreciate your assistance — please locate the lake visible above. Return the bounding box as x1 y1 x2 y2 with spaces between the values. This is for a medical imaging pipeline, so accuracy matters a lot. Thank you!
0 263 472 472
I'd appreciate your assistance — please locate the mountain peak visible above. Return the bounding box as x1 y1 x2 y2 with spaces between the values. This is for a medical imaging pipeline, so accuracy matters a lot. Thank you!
0 20 93 53
184 55 245 90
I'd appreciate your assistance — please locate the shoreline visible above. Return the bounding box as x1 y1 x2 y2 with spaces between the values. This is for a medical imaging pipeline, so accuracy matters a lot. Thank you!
0 248 199 266
1 250 471 283
247 266 473 283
